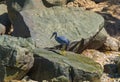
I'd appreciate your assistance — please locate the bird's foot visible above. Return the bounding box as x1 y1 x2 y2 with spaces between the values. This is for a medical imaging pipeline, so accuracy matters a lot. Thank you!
60 50 66 56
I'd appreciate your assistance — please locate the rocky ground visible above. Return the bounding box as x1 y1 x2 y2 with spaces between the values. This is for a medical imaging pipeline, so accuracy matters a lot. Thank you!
67 0 120 37
67 0 120 82
0 0 120 82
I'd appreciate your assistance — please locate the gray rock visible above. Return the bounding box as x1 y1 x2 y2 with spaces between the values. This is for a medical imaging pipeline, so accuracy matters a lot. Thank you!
24 7 106 48
69 28 108 53
28 49 102 82
6 0 108 53
0 35 34 82
7 0 107 50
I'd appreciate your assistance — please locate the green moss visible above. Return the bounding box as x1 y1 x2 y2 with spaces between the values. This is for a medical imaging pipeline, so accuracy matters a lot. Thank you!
65 53 102 73
34 48 103 76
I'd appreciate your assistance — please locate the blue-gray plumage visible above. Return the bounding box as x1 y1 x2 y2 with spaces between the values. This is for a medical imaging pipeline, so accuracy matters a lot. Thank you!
50 32 70 45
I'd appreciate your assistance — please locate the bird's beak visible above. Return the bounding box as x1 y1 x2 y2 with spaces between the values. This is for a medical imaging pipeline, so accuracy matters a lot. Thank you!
50 34 54 39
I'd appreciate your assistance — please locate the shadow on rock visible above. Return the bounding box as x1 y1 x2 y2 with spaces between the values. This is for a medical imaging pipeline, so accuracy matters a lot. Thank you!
44 40 85 54
0 0 6 4
10 11 31 38
104 63 120 78
0 13 11 34
27 48 102 82
98 12 120 37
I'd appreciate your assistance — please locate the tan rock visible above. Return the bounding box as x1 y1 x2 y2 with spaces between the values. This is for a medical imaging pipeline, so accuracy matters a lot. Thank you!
0 24 5 35
82 49 107 67
67 0 97 8
82 49 120 82
0 4 7 14
102 36 120 51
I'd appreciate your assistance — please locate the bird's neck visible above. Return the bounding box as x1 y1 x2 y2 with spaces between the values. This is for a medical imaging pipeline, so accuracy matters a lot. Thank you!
54 33 57 38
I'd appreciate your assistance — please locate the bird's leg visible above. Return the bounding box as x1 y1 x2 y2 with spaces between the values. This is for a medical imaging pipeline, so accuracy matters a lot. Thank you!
60 44 66 56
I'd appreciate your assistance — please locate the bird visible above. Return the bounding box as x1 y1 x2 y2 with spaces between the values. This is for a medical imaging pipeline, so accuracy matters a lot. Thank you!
50 32 70 55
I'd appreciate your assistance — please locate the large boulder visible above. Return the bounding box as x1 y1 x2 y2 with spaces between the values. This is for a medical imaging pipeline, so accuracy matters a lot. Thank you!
28 49 103 82
6 0 108 52
0 35 34 82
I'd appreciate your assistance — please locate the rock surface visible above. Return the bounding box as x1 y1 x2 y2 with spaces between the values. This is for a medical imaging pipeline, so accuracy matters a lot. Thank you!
101 36 120 51
0 0 119 82
68 0 120 38
82 49 120 82
0 35 34 82
82 49 107 67
6 0 107 52
28 49 102 82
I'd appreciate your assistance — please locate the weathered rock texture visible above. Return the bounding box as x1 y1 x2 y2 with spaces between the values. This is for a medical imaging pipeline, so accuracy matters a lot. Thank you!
101 36 120 51
28 49 103 82
0 35 34 82
1 0 118 82
6 0 107 53
82 49 107 67
68 0 120 39
0 35 103 82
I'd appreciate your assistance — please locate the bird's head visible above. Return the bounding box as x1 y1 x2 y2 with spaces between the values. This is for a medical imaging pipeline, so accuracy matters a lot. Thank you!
50 32 57 39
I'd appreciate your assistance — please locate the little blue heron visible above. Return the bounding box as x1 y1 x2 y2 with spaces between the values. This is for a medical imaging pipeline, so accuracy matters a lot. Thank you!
50 32 70 55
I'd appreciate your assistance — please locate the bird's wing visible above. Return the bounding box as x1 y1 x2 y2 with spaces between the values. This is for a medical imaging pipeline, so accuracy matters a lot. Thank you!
56 36 69 44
